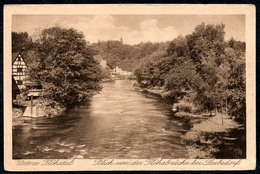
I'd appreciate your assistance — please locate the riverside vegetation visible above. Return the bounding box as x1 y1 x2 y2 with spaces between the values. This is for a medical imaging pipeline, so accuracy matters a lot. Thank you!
12 23 246 158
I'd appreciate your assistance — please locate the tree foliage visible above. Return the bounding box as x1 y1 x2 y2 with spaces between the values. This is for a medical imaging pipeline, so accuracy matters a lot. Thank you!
93 40 164 72
135 23 246 123
29 27 102 108
12 31 35 53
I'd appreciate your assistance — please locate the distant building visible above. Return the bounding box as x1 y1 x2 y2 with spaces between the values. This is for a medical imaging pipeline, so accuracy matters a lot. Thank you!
114 66 122 74
113 66 133 75
12 52 28 90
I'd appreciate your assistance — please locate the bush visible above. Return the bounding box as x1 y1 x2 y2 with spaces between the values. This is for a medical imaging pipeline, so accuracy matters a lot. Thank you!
173 100 195 113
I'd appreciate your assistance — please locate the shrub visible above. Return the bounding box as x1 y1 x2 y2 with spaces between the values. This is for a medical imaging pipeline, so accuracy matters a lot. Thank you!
173 100 195 113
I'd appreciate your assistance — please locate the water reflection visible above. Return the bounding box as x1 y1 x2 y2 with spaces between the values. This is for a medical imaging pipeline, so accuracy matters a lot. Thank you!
13 79 189 159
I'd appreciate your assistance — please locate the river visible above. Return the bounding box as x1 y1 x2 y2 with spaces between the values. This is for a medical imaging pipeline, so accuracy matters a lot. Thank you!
13 79 191 159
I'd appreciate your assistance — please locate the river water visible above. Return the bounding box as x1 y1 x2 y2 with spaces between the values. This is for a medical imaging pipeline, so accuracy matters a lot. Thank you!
13 79 190 159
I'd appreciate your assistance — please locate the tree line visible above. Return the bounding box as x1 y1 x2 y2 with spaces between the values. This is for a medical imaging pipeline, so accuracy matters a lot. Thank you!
134 23 246 123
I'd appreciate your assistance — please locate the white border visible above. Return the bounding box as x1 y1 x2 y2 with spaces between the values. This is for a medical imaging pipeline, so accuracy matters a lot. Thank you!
4 4 256 171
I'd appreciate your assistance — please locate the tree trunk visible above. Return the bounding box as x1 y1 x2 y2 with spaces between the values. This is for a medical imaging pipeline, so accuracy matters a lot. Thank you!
221 102 224 125
225 99 228 114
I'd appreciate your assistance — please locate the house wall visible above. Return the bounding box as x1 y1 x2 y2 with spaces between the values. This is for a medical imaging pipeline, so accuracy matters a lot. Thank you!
12 54 28 89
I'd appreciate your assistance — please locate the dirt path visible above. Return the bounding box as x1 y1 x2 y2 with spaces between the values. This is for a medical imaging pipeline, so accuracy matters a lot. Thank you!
192 113 240 133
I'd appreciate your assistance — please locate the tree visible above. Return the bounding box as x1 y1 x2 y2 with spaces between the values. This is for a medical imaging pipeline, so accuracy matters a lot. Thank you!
29 27 102 108
228 37 235 48
186 22 226 65
167 35 189 57
12 31 35 52
228 37 246 52
184 23 227 110
225 48 246 122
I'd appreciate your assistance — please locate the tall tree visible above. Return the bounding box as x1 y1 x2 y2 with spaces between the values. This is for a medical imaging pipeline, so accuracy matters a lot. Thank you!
185 23 227 110
186 22 226 65
29 27 102 108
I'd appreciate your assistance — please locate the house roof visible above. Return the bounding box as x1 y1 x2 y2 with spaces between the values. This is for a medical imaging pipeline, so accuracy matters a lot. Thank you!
12 52 27 64
12 76 20 94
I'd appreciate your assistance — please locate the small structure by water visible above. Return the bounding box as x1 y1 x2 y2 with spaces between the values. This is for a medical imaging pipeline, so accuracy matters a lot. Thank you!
22 82 44 117
23 106 46 117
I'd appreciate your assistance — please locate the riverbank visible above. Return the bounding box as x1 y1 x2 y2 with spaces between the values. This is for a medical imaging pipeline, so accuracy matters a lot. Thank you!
12 98 66 126
143 87 170 98
181 112 245 158
134 84 245 159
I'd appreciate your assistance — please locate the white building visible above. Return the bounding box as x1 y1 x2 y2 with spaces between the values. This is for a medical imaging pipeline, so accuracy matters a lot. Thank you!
113 66 133 75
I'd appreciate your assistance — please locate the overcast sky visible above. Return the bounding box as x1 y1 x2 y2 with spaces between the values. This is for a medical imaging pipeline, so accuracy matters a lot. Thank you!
12 15 245 45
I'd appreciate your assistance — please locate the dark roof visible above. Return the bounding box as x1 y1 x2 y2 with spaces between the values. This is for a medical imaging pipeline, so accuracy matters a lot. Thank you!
12 52 27 64
12 76 20 98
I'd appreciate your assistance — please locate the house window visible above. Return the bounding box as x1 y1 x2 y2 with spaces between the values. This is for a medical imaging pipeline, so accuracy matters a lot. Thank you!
17 68 23 72
17 80 23 85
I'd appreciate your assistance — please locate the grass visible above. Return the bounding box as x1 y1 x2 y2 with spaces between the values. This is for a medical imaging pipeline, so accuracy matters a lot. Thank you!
181 112 245 159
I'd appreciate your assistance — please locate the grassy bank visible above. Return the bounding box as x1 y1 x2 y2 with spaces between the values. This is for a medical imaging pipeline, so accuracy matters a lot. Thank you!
181 112 245 159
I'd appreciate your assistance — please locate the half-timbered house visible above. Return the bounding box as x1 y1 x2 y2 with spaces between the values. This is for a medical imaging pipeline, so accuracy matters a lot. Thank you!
12 52 28 90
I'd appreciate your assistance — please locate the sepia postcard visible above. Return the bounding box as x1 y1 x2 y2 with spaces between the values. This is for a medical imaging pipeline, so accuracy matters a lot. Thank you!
4 4 256 171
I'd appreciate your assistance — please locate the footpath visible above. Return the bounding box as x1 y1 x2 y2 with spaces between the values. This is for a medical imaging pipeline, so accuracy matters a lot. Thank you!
192 112 239 133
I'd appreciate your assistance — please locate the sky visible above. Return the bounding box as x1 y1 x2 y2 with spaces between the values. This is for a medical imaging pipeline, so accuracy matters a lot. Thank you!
12 15 245 45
